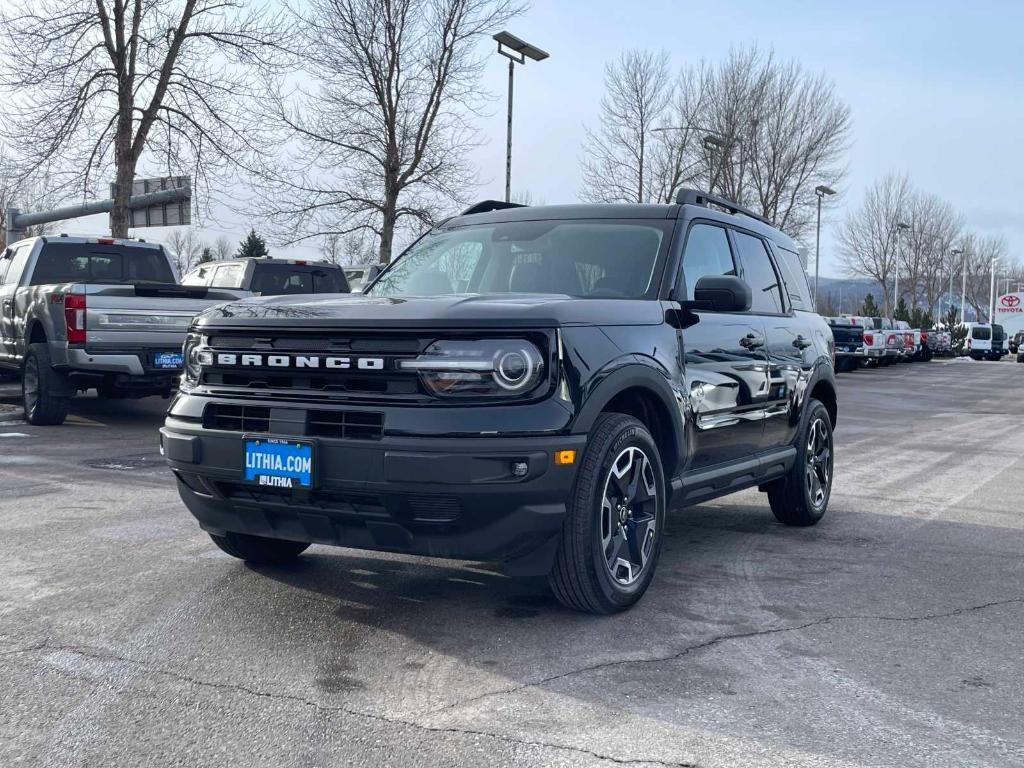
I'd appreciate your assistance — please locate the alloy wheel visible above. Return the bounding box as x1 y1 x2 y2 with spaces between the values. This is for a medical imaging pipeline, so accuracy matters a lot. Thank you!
600 446 658 586
805 417 832 510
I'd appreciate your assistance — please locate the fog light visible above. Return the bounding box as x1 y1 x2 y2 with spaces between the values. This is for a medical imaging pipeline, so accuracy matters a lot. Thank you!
512 461 529 477
554 450 576 465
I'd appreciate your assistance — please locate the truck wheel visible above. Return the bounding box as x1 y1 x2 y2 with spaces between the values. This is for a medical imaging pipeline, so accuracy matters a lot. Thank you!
22 343 70 426
765 399 833 527
209 532 309 564
548 414 665 614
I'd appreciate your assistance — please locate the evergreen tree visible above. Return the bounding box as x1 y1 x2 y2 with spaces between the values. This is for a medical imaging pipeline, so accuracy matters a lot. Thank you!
943 306 968 355
910 307 933 329
893 296 910 322
235 229 269 259
860 293 879 316
199 246 214 263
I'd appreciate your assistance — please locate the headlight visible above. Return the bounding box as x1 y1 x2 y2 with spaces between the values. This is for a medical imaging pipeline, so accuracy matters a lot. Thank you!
182 332 211 386
400 339 545 397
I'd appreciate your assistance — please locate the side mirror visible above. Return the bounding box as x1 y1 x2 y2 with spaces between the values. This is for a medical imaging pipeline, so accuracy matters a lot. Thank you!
681 275 752 313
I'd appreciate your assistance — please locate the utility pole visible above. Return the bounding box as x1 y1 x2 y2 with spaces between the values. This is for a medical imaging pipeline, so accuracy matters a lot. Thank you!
813 185 835 309
989 257 998 323
893 222 910 316
960 253 968 324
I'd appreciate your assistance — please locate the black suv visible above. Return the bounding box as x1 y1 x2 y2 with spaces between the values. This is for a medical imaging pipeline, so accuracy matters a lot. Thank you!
161 190 837 613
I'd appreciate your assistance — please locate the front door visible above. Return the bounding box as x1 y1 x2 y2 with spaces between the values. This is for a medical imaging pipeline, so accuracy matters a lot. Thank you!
676 222 770 471
0 244 29 363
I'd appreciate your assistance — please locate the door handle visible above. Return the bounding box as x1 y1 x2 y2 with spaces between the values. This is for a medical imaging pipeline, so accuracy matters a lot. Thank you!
1 299 12 316
740 333 765 349
793 335 813 350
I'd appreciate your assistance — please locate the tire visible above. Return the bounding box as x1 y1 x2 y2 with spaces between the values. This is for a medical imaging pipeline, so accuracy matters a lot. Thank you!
548 413 666 614
765 399 833 527
22 343 70 426
209 531 310 564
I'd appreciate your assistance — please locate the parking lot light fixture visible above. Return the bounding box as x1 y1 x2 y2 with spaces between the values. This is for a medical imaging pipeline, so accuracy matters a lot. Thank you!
493 31 549 203
813 185 836 308
893 222 910 316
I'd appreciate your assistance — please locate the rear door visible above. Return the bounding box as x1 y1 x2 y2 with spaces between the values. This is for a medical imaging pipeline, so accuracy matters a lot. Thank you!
677 221 771 470
732 232 810 451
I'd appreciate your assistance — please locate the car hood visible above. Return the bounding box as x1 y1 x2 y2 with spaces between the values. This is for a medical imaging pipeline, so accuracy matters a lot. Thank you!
192 293 664 330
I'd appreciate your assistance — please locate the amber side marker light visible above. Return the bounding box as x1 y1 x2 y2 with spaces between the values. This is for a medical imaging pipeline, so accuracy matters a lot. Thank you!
554 450 576 465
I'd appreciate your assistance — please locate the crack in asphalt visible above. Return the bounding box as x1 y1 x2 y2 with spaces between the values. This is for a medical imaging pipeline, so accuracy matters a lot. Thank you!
3 596 1020 768
423 597 1024 717
3 640 695 768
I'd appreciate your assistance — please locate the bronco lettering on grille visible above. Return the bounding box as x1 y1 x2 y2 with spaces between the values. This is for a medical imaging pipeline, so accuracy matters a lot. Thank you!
213 353 387 370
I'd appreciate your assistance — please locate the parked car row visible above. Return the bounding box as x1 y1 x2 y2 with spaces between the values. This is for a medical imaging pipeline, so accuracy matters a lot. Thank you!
826 314 1014 372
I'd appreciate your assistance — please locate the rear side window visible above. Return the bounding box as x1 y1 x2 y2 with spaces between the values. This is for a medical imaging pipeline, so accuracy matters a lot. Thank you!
680 223 735 297
972 326 991 340
250 264 349 295
29 243 174 284
211 263 245 288
182 265 215 286
733 231 784 314
773 246 813 310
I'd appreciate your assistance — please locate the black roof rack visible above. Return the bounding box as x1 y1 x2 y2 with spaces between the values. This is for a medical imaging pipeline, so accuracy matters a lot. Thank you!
675 188 770 225
460 200 526 216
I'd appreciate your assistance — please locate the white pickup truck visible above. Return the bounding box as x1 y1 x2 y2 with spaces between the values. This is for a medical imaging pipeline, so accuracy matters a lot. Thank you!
0 234 239 425
841 315 891 365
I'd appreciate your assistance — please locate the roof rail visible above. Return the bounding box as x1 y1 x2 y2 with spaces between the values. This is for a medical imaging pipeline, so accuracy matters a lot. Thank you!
460 200 526 216
675 188 770 225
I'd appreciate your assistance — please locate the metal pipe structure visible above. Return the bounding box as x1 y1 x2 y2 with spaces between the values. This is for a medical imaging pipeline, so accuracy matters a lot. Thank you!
6 186 190 246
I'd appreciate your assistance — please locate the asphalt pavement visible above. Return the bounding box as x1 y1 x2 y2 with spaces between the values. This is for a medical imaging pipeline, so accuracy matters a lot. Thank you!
1 359 1022 767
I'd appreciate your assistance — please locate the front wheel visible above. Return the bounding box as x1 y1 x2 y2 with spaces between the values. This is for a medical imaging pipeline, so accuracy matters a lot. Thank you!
549 414 666 614
765 399 834 526
209 532 310 564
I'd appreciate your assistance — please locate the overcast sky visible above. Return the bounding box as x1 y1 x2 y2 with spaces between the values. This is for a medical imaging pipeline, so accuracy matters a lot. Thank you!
71 0 1024 278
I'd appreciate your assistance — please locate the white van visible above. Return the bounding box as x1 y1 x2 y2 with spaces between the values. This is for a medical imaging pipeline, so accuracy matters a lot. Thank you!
963 323 1006 361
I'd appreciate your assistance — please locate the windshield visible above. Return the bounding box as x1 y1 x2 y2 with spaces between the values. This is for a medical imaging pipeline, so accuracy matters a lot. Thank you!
368 219 669 299
30 243 175 285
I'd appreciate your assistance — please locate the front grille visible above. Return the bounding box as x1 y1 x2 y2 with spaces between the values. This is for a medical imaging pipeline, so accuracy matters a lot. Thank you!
202 404 384 440
307 410 383 440
217 482 387 517
203 404 270 432
406 494 462 523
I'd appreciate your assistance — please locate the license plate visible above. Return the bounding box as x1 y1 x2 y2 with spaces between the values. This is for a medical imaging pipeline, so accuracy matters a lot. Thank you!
243 438 313 489
154 351 184 369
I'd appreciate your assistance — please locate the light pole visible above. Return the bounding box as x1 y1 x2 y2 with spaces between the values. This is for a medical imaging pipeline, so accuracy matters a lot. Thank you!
652 125 740 197
960 250 968 323
948 248 962 322
813 185 835 309
493 32 549 203
989 256 999 322
893 221 910 317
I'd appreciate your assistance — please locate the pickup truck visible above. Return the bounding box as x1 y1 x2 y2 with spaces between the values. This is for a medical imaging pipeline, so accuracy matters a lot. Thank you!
893 320 931 361
827 318 865 372
181 257 350 296
0 234 238 425
841 315 888 365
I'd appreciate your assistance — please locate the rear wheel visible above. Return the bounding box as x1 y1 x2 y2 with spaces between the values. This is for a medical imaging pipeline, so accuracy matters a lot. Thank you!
549 414 665 614
209 532 310 564
22 344 70 426
765 399 833 527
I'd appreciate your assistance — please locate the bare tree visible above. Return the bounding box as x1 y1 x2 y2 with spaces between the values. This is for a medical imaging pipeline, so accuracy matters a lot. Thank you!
0 146 60 248
580 50 672 204
0 0 291 237
253 0 522 264
213 236 234 261
838 173 911 315
164 227 204 276
320 231 375 267
901 192 961 315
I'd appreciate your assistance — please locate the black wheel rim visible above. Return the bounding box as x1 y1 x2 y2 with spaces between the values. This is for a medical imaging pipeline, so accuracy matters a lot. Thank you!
600 446 658 586
23 356 39 416
805 417 832 511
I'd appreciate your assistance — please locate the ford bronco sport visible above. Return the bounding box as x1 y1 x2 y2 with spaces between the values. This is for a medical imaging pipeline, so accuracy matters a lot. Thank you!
161 190 838 613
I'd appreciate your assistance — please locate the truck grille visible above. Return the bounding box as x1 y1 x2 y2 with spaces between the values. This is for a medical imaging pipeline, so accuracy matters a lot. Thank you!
200 330 427 403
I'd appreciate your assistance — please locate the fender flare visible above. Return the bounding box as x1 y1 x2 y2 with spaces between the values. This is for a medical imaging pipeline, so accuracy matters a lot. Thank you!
571 361 686 475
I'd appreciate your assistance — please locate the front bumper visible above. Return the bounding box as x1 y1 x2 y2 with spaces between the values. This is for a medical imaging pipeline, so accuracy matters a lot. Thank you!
161 416 585 575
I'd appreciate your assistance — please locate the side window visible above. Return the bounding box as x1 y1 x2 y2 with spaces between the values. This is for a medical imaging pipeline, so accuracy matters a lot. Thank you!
0 249 11 284
773 246 813 311
211 264 244 288
733 231 784 314
182 265 212 286
680 223 735 298
2 245 32 286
